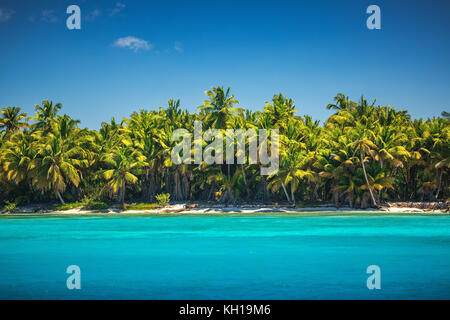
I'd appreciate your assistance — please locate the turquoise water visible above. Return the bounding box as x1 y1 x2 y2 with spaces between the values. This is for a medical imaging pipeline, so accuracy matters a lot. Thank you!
0 213 449 299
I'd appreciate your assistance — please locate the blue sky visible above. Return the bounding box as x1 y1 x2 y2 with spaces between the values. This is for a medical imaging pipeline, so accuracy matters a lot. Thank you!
0 0 449 129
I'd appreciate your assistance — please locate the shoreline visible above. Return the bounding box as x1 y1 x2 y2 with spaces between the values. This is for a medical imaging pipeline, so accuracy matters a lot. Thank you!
3 202 448 215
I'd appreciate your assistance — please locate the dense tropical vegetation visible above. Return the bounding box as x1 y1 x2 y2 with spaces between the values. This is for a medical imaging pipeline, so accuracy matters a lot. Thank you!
0 88 449 209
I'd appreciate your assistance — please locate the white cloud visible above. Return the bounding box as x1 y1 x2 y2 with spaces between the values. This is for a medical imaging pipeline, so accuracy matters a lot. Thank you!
0 8 14 22
110 2 126 16
113 36 152 52
86 9 101 21
174 41 183 53
41 9 57 23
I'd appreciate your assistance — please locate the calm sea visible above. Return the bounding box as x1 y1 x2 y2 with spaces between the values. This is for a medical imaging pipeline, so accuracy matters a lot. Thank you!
0 213 449 299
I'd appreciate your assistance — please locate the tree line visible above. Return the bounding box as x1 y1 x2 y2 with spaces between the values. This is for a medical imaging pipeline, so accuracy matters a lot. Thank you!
0 87 449 209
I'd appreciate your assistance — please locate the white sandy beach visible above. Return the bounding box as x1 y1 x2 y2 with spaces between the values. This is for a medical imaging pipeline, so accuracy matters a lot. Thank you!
6 202 445 215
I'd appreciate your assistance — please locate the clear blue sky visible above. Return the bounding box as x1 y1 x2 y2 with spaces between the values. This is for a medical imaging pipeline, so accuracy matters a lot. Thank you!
0 0 449 129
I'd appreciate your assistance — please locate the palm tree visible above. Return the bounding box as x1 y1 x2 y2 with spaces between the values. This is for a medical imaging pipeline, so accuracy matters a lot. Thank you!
0 90 448 208
207 172 234 203
326 93 353 111
101 144 146 208
0 106 28 136
198 86 241 129
263 94 297 129
268 123 314 206
29 133 82 204
2 131 34 185
123 110 161 201
30 100 62 132
348 135 378 207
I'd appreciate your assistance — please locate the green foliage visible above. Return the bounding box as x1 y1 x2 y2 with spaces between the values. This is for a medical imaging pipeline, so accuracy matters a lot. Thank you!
126 203 160 210
53 199 109 211
3 201 17 213
54 202 85 211
0 90 449 210
84 201 109 210
81 193 99 207
155 193 170 206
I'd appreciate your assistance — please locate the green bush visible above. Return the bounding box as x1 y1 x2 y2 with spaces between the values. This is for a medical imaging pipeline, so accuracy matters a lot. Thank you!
3 201 17 213
85 201 109 210
82 194 98 205
155 193 170 206
126 203 160 210
54 202 85 211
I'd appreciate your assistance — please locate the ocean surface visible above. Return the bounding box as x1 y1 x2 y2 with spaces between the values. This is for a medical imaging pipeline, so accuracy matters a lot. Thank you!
0 213 449 299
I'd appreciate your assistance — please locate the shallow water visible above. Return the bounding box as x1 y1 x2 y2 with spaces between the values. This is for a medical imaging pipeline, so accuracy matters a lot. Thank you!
0 213 449 299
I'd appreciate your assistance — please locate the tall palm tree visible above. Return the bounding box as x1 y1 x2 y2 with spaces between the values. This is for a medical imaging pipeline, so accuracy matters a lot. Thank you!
326 93 353 111
348 135 378 207
0 90 448 208
263 94 297 129
29 133 82 204
198 86 241 129
2 131 35 185
101 144 146 208
0 106 28 136
30 100 62 132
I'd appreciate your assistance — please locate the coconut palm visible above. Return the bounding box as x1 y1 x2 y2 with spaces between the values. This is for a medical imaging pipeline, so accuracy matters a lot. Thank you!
326 93 353 111
101 144 146 208
0 91 448 207
29 133 82 204
347 133 378 206
0 106 28 136
198 86 242 129
2 131 35 184
30 100 62 132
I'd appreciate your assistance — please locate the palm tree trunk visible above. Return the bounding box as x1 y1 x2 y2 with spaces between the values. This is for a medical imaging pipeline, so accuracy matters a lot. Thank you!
208 179 216 201
360 151 377 206
142 166 149 202
290 183 296 207
411 166 418 199
148 166 156 202
241 164 250 198
281 181 291 203
435 169 442 199
174 168 183 201
121 180 126 208
262 176 270 201
164 169 170 194
56 189 65 205
224 186 233 204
